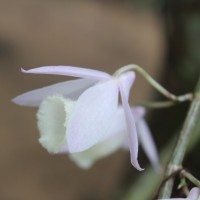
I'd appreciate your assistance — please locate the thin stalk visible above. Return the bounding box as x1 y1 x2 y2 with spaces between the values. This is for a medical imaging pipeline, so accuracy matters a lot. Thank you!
181 170 200 188
134 100 176 109
115 64 193 103
158 75 200 198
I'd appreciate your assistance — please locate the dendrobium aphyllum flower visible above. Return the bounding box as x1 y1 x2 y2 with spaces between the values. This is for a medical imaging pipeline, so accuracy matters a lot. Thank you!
13 65 160 170
159 187 200 200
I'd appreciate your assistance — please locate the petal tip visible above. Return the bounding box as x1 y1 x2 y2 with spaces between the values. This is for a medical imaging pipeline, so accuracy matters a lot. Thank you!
21 68 26 73
12 96 23 106
131 159 144 171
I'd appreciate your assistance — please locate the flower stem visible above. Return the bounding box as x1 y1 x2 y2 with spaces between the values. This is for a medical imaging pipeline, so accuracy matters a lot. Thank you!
115 65 193 103
134 100 176 109
158 75 200 198
181 170 200 188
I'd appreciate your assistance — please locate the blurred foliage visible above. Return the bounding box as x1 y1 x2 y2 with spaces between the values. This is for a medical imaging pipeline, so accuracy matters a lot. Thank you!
162 0 200 178
156 0 200 197
151 0 200 152
128 0 200 84
163 1 200 85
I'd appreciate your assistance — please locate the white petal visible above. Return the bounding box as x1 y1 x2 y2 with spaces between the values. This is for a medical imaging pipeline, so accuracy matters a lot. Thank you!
22 66 111 80
121 106 146 150
107 107 127 137
118 71 135 97
132 106 146 120
67 79 119 152
69 132 126 169
37 95 75 153
120 87 143 170
119 73 143 170
187 188 200 200
136 118 161 171
12 79 96 107
157 188 200 200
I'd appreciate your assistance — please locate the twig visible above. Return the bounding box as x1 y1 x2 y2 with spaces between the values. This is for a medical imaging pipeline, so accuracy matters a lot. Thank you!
181 170 200 188
158 75 200 198
114 64 193 104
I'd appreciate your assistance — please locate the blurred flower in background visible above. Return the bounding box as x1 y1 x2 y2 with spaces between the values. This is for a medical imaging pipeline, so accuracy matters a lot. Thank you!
158 187 200 200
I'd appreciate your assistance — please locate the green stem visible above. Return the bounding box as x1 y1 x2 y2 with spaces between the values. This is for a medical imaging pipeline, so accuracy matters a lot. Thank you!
158 75 200 198
134 100 176 109
181 170 200 188
115 65 193 103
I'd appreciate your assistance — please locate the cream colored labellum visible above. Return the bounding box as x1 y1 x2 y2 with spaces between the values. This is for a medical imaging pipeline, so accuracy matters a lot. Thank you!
37 95 75 153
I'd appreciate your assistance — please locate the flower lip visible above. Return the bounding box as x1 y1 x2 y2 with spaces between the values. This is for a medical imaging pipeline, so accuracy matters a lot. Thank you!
37 95 75 154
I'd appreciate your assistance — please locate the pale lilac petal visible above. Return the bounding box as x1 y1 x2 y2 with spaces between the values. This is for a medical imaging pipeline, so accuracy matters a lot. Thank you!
121 106 146 150
120 87 143 170
106 107 127 137
158 188 200 200
118 71 135 97
64 107 127 168
132 106 146 121
136 118 161 171
67 79 119 152
98 106 128 151
69 132 126 169
12 79 96 107
22 66 111 80
118 72 142 170
187 188 200 200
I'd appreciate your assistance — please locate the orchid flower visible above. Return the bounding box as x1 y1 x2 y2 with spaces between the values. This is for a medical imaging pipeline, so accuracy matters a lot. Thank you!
13 65 159 170
159 187 200 200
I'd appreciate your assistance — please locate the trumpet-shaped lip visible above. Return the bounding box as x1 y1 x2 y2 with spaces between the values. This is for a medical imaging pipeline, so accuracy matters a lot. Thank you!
37 95 75 153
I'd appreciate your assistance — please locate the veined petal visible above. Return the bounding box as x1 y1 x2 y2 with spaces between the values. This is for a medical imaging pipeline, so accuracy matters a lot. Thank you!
121 106 146 150
106 107 127 137
37 95 75 153
187 188 200 200
69 132 126 169
136 118 161 171
67 79 119 152
62 107 127 168
22 66 111 80
12 79 96 107
119 73 143 171
120 87 143 170
117 71 135 97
